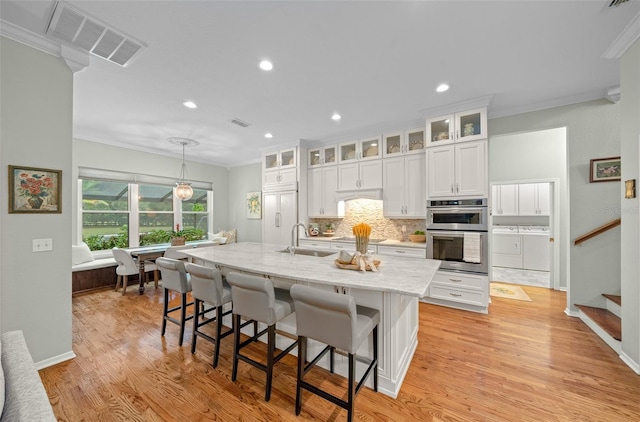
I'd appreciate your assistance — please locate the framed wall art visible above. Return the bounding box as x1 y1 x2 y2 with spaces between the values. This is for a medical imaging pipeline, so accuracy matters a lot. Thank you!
589 157 621 183
246 191 262 219
8 165 62 213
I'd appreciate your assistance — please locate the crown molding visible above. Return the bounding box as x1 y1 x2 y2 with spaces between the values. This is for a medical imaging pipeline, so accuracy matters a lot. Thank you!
602 11 640 59
418 95 494 118
0 19 89 73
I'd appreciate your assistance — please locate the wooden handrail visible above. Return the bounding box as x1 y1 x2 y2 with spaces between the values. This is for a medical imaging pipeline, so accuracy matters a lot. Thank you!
574 218 621 245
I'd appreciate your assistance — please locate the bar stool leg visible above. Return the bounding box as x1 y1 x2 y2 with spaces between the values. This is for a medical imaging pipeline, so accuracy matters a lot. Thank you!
265 324 276 401
191 298 201 354
178 293 188 346
213 305 224 368
295 336 307 415
161 288 170 336
347 353 355 422
231 314 240 382
373 326 378 392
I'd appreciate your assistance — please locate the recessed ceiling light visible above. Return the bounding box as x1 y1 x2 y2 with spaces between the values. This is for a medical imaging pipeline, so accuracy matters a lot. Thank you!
331 113 341 121
264 133 273 138
436 83 450 93
183 101 197 109
259 60 273 71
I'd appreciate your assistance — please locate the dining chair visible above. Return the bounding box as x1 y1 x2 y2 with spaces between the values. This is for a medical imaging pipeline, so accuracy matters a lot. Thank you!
226 271 298 401
112 247 159 295
156 257 193 346
289 284 379 422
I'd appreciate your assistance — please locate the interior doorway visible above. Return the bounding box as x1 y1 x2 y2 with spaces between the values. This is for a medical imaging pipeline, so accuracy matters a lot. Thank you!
488 127 567 291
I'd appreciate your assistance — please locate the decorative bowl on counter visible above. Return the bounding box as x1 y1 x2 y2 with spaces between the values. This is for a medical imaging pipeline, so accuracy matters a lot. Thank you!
408 234 426 243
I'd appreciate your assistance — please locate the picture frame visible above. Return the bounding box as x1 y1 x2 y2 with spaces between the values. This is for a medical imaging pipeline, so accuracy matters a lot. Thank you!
8 165 62 214
246 191 261 219
589 157 621 183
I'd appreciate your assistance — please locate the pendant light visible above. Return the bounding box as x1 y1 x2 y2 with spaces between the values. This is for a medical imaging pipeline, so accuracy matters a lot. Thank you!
168 137 199 201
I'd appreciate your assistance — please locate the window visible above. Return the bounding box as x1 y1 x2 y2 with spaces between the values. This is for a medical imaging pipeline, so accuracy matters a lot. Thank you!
80 177 213 251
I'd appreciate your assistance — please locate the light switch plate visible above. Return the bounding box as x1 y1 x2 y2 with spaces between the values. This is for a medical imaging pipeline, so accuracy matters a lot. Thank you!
32 238 53 252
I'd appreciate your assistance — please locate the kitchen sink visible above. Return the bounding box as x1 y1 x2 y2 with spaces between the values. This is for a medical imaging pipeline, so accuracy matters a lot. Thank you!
276 248 336 257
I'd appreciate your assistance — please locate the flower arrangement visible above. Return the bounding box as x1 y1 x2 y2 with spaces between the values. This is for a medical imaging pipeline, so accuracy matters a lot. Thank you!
352 222 371 254
17 171 54 209
171 224 186 245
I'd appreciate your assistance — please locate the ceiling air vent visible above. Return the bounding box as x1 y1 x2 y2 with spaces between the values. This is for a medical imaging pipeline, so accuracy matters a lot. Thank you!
609 0 630 6
230 118 251 128
46 1 146 67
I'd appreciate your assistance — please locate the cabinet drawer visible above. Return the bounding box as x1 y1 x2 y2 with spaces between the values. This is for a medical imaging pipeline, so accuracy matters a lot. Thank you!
429 284 485 307
298 239 331 250
432 271 486 291
377 245 425 258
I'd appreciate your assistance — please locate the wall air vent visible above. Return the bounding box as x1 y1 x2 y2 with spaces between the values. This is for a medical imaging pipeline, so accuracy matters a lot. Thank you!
609 0 630 6
46 1 146 67
230 118 251 128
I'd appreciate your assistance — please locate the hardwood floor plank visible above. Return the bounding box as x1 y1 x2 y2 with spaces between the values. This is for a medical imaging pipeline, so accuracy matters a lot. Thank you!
39 285 640 421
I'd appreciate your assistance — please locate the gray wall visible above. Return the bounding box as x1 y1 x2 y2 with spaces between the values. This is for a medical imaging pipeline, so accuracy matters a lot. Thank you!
0 37 74 363
489 127 568 290
72 139 230 242
228 163 263 242
489 99 621 314
620 39 640 369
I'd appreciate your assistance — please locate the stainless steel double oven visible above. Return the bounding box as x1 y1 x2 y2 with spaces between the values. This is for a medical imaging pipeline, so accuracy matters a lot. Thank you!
426 198 489 274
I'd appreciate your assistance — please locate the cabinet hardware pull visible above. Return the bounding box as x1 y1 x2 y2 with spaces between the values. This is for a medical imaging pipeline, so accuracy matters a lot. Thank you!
449 293 462 297
451 184 454 193
449 278 462 282
397 250 406 253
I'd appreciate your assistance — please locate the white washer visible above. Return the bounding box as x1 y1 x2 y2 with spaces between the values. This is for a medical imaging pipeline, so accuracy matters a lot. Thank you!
520 225 550 271
492 225 522 268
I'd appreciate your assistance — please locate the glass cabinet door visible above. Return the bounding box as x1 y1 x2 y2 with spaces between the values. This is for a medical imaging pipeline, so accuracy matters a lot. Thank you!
360 135 381 160
427 115 453 146
280 148 296 168
264 152 278 170
405 128 425 154
323 145 337 165
456 108 487 142
383 132 403 157
339 141 358 163
308 148 322 168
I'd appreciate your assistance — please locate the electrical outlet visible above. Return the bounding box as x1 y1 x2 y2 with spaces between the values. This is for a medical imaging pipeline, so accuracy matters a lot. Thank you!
32 238 53 252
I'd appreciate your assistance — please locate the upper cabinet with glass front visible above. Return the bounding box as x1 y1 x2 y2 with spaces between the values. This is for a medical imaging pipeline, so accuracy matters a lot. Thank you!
382 128 425 157
263 147 297 171
338 135 382 163
308 145 337 168
426 107 487 146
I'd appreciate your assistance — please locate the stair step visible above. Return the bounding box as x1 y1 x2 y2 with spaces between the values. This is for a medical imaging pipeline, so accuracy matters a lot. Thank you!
576 304 621 341
602 294 621 306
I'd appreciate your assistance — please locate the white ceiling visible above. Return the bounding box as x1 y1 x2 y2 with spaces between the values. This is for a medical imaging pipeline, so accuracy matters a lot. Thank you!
2 0 639 167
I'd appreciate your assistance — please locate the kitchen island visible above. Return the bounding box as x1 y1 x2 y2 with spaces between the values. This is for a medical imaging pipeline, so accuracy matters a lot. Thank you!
184 242 440 398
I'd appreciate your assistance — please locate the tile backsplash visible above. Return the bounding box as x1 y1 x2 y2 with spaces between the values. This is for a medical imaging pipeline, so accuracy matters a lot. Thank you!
310 199 425 241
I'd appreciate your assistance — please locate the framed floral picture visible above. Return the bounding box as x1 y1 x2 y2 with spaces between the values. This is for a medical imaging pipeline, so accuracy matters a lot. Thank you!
246 191 261 219
8 165 62 213
589 157 621 183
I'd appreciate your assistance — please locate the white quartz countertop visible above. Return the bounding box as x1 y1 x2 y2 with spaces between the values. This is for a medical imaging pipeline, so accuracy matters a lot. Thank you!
184 242 439 297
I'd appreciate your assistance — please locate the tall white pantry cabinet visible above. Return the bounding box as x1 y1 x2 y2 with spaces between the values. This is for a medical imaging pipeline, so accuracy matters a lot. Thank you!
262 146 303 246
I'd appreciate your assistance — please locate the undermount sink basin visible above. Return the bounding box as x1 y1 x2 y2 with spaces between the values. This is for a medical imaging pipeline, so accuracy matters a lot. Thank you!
277 248 336 257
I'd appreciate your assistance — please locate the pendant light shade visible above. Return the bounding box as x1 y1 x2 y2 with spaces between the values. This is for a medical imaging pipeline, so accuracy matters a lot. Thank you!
168 137 199 201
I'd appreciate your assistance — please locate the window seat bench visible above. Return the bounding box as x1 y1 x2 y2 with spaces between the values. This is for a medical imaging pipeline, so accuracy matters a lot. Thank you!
72 257 118 295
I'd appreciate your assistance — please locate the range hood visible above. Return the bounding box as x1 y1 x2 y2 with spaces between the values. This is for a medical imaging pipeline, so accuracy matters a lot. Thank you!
336 188 383 202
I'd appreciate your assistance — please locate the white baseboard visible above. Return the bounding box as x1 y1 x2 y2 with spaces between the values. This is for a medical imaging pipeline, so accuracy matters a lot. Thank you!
35 350 76 370
577 310 621 354
619 351 640 375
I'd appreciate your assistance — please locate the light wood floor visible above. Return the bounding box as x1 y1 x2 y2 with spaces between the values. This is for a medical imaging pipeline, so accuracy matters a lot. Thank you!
40 285 640 421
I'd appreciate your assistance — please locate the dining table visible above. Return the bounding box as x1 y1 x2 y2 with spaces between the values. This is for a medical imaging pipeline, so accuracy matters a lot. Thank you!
128 246 168 294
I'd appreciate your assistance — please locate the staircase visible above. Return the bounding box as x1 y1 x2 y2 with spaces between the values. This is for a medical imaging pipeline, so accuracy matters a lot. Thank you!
576 294 621 353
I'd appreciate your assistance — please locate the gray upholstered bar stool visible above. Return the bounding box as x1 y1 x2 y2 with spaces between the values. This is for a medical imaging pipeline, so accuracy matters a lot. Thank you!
289 284 379 422
226 272 298 401
156 257 193 346
185 262 234 368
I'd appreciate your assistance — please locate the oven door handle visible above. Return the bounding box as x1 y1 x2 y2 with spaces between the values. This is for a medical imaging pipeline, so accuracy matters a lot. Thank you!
428 231 485 238
428 207 486 214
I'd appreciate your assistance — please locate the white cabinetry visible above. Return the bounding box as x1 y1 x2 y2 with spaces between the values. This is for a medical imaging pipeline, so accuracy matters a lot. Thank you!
308 145 337 168
427 140 486 198
262 191 297 246
308 166 342 218
518 183 550 216
338 135 382 163
263 147 298 190
426 108 487 146
383 154 426 218
298 239 332 251
330 241 376 255
491 184 519 216
382 128 425 158
338 159 383 191
426 270 488 312
377 245 425 259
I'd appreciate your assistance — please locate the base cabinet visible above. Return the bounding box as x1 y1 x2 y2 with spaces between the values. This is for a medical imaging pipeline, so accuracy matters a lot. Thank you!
422 270 488 313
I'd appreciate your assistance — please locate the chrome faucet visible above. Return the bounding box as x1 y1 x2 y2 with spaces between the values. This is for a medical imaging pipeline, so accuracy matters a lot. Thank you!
290 223 308 256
